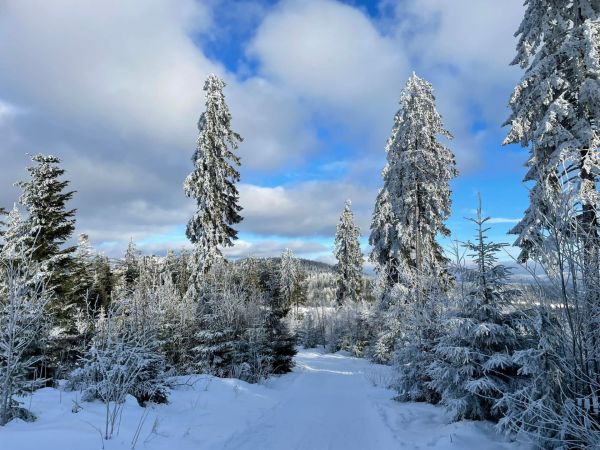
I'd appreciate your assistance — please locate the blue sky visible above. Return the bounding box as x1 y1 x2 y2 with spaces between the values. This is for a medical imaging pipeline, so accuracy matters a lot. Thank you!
0 0 528 264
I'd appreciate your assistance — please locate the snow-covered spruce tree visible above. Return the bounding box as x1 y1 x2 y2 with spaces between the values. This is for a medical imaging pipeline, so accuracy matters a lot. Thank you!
279 248 301 314
193 263 260 379
496 307 571 449
504 1 600 433
0 252 50 425
248 258 295 374
89 254 114 312
184 74 243 284
16 154 76 291
370 74 457 378
173 248 192 298
117 238 140 295
70 234 96 310
334 200 363 306
193 262 250 377
16 154 77 365
369 73 457 292
504 1 600 264
193 260 295 379
428 200 520 421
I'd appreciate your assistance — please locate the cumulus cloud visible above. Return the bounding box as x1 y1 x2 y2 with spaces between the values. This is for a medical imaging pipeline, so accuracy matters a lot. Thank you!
238 181 376 237
249 0 409 127
249 0 524 172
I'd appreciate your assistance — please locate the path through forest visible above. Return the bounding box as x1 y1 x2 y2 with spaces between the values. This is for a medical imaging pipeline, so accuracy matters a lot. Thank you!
217 349 527 450
0 348 530 450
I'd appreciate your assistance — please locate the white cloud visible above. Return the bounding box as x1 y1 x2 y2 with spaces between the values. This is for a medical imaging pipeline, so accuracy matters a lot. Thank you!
487 217 521 224
0 0 217 147
238 181 376 237
249 0 409 132
248 0 524 174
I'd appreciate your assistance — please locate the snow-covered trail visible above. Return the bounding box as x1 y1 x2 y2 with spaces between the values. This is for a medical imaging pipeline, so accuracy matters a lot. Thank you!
0 348 530 450
217 349 526 450
219 350 400 449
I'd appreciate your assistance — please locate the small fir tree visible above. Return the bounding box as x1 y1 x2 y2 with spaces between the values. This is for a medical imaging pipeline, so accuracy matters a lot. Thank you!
428 198 520 421
497 308 570 448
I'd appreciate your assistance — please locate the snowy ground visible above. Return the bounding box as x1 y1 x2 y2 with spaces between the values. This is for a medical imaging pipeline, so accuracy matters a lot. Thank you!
0 348 531 450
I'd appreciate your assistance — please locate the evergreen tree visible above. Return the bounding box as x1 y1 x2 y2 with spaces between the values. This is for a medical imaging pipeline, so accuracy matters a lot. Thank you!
16 154 76 322
70 234 95 310
279 248 300 314
184 74 243 280
504 0 600 264
16 154 76 266
370 74 457 374
119 238 140 294
90 255 114 312
174 249 192 298
505 1 600 434
369 73 457 292
428 200 520 421
264 309 296 374
334 200 363 306
192 263 247 377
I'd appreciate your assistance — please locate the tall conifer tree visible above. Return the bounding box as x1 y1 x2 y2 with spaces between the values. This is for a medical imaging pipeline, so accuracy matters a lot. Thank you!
184 74 243 280
369 73 457 294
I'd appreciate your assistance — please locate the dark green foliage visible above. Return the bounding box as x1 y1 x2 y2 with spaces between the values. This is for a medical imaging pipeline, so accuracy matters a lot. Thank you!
16 154 76 316
88 255 114 312
17 154 76 263
266 310 295 374
15 154 78 373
